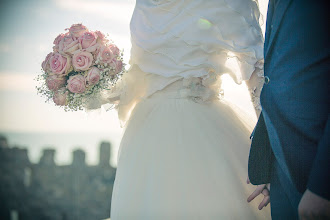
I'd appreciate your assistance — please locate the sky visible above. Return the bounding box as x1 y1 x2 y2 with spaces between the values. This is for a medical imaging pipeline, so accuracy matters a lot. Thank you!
0 0 135 134
0 0 269 165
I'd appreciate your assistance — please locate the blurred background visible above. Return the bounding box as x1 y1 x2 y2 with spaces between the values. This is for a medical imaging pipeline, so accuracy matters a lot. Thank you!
0 0 268 219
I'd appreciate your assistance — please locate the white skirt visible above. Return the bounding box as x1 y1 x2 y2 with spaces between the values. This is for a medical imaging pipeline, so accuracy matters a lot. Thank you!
110 81 271 220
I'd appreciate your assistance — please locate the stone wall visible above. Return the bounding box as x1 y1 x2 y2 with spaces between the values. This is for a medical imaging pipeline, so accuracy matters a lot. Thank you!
0 135 116 220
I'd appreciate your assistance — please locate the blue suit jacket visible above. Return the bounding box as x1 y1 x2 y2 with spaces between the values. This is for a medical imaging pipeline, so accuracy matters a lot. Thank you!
248 0 330 200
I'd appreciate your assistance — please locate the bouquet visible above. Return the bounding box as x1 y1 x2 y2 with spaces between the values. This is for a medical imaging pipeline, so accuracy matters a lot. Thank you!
36 24 125 111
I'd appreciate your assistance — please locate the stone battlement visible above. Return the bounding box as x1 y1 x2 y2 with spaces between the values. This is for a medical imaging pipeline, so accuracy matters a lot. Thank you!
0 135 116 220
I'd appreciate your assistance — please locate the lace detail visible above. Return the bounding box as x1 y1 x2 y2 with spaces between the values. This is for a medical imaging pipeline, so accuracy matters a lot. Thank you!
180 77 221 103
246 60 264 114
249 87 262 111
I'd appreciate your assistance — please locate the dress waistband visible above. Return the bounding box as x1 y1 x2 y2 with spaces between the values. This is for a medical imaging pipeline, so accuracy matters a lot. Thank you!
147 78 221 102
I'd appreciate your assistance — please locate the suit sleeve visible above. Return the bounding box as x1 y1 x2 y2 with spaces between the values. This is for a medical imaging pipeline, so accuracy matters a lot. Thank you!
307 114 330 200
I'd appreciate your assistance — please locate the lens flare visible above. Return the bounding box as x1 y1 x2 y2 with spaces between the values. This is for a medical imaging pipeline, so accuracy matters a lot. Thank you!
197 18 212 30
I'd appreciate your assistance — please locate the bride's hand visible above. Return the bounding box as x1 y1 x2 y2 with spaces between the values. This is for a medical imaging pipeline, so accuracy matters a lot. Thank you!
246 177 270 210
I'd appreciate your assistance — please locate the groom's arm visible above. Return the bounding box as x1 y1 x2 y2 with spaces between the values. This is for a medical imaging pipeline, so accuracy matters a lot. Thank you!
306 114 330 200
298 114 330 219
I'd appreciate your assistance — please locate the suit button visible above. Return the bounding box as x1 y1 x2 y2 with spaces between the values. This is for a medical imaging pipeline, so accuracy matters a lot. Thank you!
264 76 270 84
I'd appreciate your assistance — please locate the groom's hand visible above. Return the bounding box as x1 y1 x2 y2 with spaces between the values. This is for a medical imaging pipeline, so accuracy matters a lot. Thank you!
298 189 330 220
246 177 270 210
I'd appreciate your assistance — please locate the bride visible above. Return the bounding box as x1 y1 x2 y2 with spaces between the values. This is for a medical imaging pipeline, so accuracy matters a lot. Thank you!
94 0 270 219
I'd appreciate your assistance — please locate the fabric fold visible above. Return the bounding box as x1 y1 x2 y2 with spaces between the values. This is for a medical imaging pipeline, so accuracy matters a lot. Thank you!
130 0 264 83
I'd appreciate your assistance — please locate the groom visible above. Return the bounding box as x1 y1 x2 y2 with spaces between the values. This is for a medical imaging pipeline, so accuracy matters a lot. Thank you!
248 0 330 219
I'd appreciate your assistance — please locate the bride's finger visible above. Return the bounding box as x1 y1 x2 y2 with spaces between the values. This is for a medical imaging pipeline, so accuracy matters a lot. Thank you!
261 188 269 196
247 176 250 184
247 184 265 202
258 195 270 210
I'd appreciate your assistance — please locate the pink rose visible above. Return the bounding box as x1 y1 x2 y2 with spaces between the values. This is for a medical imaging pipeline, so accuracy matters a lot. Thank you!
41 52 53 72
53 34 64 52
59 33 79 54
72 51 93 71
95 31 109 44
69 24 88 39
54 34 64 45
85 67 101 86
46 75 66 91
49 53 71 75
96 45 114 63
110 58 123 74
109 44 120 57
85 42 101 54
79 31 97 49
95 31 105 40
53 88 68 106
67 74 86 93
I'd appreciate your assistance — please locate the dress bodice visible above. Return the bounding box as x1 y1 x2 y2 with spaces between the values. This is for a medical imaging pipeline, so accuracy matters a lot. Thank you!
130 0 264 83
85 0 265 126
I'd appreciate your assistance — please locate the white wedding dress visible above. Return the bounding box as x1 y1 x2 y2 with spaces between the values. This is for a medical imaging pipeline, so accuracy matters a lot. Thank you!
94 0 271 219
